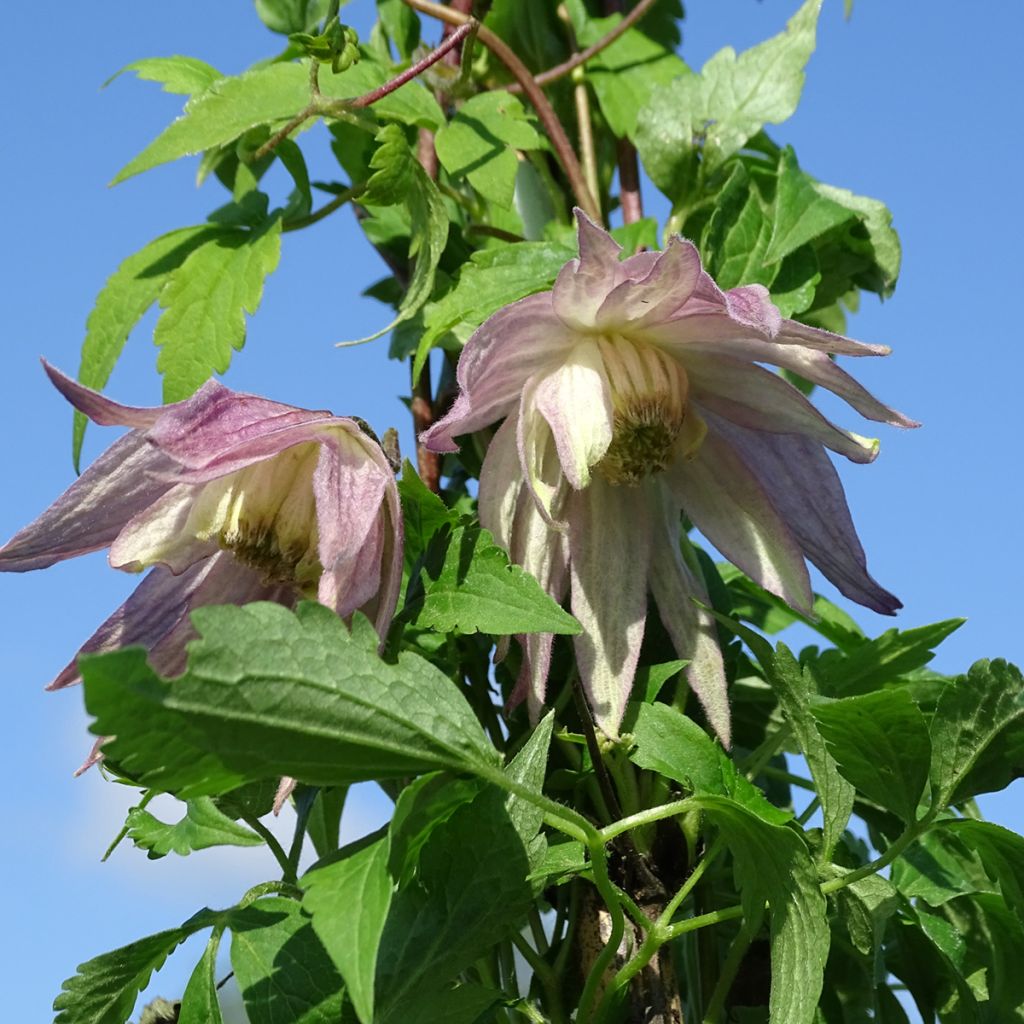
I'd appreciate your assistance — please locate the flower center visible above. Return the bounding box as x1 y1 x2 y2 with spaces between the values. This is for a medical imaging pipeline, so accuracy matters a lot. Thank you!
595 336 704 486
196 443 323 589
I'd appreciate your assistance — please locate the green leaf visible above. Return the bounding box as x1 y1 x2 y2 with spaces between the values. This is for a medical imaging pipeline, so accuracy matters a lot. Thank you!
126 796 263 858
254 0 330 35
178 930 224 1024
326 50 444 131
892 827 1000 908
944 820 1024 915
811 689 931 823
105 56 223 96
929 659 1024 807
435 92 541 208
375 787 533 1019
651 0 821 173
362 123 417 207
230 897 345 1024
410 523 582 637
764 147 854 264
505 711 555 843
53 926 198 1024
393 985 502 1024
398 460 458 566
409 240 574 373
769 243 820 317
814 618 964 697
154 217 282 401
571 15 687 138
304 835 392 1024
73 225 222 469
833 872 898 961
82 602 499 798
769 645 854 859
630 703 790 826
377 0 421 61
306 786 348 859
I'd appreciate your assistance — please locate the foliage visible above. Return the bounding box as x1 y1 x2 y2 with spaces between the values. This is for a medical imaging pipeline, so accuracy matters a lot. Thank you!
9 2 1022 1023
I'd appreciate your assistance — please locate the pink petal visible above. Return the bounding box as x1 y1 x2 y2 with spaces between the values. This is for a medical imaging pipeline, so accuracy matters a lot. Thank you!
422 293 575 453
706 412 901 615
568 478 651 736
665 431 813 614
533 343 613 490
478 414 523 550
43 361 165 429
723 285 782 336
0 432 178 572
516 374 571 526
684 353 880 464
647 492 730 746
551 210 622 330
776 317 892 357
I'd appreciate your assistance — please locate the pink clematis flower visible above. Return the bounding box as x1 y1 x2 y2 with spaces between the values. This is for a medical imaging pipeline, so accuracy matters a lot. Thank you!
1 363 403 696
423 213 915 742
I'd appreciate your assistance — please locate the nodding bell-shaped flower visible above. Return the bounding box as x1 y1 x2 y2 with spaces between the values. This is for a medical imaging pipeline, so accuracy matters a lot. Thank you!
1 363 403 693
423 212 916 743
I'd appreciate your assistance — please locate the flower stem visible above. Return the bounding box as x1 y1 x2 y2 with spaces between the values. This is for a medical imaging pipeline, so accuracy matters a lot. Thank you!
401 0 600 221
243 814 296 884
282 183 365 232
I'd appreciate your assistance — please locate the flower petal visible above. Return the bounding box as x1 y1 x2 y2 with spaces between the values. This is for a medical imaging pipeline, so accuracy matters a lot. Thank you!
479 413 523 550
568 477 651 736
516 374 571 526
551 210 623 330
647 492 730 746
595 236 702 330
422 293 575 453
665 430 814 614
684 353 880 463
775 316 892 357
0 432 177 572
43 361 165 428
49 553 290 689
534 342 614 490
706 412 902 615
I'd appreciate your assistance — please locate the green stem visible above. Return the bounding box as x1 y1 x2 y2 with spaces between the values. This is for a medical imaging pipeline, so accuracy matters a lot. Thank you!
820 816 932 895
243 815 296 885
239 879 304 905
282 183 365 232
796 795 821 826
576 840 627 1024
599 798 697 842
668 905 745 940
701 921 757 1023
662 835 726 926
511 931 565 1023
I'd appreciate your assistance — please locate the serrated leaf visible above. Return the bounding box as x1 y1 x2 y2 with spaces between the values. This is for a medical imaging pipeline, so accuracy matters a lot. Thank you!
377 0 421 61
944 820 1024 915
409 240 574 372
815 618 965 697
812 688 931 823
304 835 392 1024
505 711 554 843
126 796 263 858
834 873 898 961
394 985 502 1024
82 602 499 798
73 225 222 468
410 524 581 637
435 92 541 208
892 828 1000 908
769 243 820 317
630 703 790 826
769 645 854 859
230 897 344 1024
764 147 854 264
929 659 1024 808
178 930 224 1024
361 123 416 207
154 217 282 401
305 786 348 859
651 0 821 174
398 460 458 566
53 929 190 1024
105 56 223 96
375 786 533 1020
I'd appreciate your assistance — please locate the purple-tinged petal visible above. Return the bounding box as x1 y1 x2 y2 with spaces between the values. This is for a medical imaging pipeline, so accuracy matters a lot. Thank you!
568 477 651 736
49 552 291 689
706 413 902 615
665 431 814 614
776 317 892 357
595 237 703 329
422 293 575 453
517 374 571 526
534 342 613 489
647 490 730 746
74 738 106 777
551 211 622 330
274 778 297 815
684 354 880 464
314 431 391 620
109 482 219 574
479 414 523 550
674 338 917 428
0 432 178 572
43 361 165 428
724 285 782 336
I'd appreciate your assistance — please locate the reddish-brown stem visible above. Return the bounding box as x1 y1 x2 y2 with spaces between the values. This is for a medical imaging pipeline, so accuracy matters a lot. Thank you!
402 0 601 221
507 0 658 92
616 136 643 228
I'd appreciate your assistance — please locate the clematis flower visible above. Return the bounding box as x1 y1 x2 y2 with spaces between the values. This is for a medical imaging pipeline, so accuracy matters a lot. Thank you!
1 363 403 696
423 213 915 742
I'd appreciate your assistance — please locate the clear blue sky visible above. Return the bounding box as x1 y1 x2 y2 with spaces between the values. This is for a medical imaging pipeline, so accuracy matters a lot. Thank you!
2 2 1021 1018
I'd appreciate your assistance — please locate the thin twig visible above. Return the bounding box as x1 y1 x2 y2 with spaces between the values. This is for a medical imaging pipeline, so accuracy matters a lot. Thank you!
508 0 659 92
616 137 643 227
402 0 600 221
282 183 365 232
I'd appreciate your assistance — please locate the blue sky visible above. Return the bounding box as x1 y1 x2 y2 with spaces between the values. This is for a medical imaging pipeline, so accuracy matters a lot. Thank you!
2 1 1022 1017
